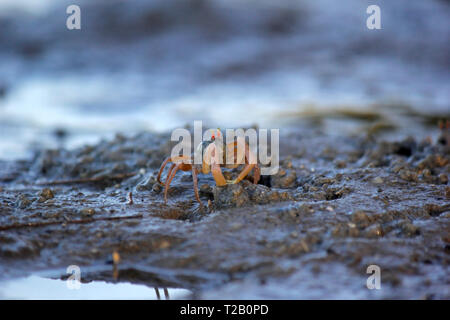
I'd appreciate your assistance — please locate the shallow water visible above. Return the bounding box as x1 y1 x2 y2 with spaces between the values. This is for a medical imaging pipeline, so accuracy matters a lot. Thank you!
0 275 191 300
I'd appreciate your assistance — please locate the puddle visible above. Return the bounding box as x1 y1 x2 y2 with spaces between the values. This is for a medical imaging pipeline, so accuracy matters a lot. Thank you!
0 276 192 300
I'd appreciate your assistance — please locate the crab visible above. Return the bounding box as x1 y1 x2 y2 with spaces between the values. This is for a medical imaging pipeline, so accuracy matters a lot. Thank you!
156 130 261 208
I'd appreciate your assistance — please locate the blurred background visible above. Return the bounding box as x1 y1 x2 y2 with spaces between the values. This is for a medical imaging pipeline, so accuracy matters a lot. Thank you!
0 0 449 160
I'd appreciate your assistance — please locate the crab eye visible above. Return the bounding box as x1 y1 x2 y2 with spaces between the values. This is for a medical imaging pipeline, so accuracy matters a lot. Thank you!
209 129 216 140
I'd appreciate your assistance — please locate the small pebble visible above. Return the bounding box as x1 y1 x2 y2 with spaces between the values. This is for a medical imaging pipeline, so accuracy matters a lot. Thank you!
158 240 171 249
200 184 212 195
438 173 448 184
365 224 383 238
38 188 54 202
299 240 309 252
80 208 96 217
230 223 243 231
112 250 120 264
372 176 384 184
152 183 162 193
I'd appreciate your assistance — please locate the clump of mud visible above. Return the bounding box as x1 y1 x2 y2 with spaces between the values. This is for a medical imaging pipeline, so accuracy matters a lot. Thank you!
0 124 448 299
212 181 293 209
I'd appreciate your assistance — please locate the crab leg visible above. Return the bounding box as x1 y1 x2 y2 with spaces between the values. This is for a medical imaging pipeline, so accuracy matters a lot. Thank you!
210 144 227 186
157 155 192 184
211 163 227 186
224 138 246 168
157 157 172 183
164 163 183 203
253 164 261 184
164 163 176 185
227 141 260 184
203 141 227 186
229 163 255 184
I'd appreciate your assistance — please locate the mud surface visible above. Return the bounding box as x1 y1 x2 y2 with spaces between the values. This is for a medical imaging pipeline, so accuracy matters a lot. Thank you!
0 122 449 299
0 0 449 299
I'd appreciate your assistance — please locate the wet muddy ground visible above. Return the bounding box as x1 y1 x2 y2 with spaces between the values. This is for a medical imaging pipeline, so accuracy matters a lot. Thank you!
0 0 449 299
0 119 448 299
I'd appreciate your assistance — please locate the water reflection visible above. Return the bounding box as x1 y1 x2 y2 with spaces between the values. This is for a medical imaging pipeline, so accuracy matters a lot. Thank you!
0 276 192 300
154 287 170 300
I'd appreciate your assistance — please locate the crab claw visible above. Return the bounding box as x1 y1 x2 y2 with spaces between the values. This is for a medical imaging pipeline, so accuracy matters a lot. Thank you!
210 128 222 141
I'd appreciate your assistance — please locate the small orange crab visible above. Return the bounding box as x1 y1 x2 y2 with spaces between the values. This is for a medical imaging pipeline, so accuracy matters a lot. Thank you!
157 129 261 207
